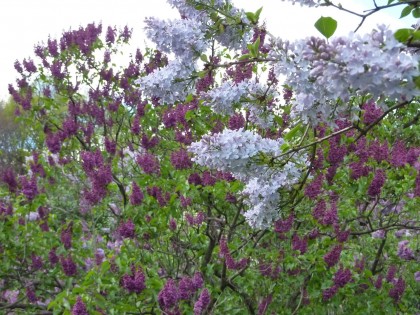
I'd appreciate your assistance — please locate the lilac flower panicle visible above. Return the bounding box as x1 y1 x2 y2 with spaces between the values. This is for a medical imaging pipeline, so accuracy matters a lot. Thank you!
170 149 192 169
169 218 177 231
257 294 272 315
372 229 386 239
136 59 197 105
324 245 342 268
386 265 397 283
20 175 39 201
273 25 420 124
2 168 18 193
158 279 179 310
375 274 383 289
31 254 43 271
194 288 210 315
362 100 383 125
192 272 204 290
144 17 207 60
120 266 146 294
390 141 407 167
333 268 352 288
322 285 338 301
274 213 294 234
61 255 77 277
49 248 59 265
130 182 144 206
414 271 420 282
368 169 386 197
26 287 37 303
397 240 414 260
304 174 323 199
389 277 405 303
72 296 89 315
136 153 160 174
61 227 72 250
117 219 136 239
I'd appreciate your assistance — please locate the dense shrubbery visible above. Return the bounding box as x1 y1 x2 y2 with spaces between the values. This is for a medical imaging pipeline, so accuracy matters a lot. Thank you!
0 0 419 314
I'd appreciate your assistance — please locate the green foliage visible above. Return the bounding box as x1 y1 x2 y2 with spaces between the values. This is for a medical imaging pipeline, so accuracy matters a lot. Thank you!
314 16 337 39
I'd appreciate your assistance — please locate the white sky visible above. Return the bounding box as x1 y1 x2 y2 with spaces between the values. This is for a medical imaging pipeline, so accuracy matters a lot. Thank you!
0 0 416 100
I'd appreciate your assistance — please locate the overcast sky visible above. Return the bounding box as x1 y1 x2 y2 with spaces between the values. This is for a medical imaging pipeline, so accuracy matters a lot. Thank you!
0 0 415 100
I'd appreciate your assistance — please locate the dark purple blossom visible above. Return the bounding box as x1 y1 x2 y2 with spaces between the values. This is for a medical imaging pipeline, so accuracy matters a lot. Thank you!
386 265 397 283
333 268 352 288
45 132 62 154
389 277 405 303
374 274 383 289
369 140 389 162
304 174 323 199
228 113 245 130
180 195 191 207
397 240 414 260
49 248 59 265
20 175 38 201
26 287 37 303
349 161 371 180
170 149 192 170
257 294 272 315
104 138 116 155
130 182 144 206
362 100 383 125
390 141 407 167
169 218 177 231
274 213 294 234
72 296 89 315
117 219 136 239
368 169 386 197
105 26 116 45
23 58 37 73
141 134 159 150
322 285 338 301
31 254 43 271
194 289 210 315
61 255 77 276
61 226 72 250
188 173 202 186
324 245 342 268
292 234 308 254
136 153 160 174
201 171 217 186
120 266 146 294
158 279 179 310
14 60 23 73
2 168 18 193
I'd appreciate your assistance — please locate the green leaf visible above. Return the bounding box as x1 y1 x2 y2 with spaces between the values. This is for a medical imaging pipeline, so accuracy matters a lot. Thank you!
245 12 256 24
394 28 412 42
400 5 413 18
200 54 208 63
412 7 420 18
284 123 302 141
255 7 263 21
314 16 337 39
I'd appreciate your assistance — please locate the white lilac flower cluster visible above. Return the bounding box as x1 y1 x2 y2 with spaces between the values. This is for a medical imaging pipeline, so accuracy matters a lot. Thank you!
167 0 227 20
243 163 301 228
144 17 207 60
138 0 252 104
204 80 277 127
188 128 303 228
283 0 322 7
136 59 197 105
203 81 250 115
271 25 420 125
